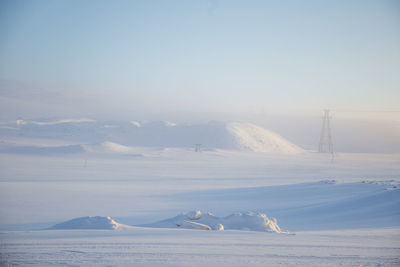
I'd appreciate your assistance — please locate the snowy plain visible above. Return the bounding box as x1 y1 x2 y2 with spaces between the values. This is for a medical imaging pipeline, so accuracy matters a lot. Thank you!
0 120 399 266
2 227 400 267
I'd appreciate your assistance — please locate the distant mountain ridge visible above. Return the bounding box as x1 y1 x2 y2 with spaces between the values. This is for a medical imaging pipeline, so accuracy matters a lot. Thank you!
0 119 303 154
49 216 131 230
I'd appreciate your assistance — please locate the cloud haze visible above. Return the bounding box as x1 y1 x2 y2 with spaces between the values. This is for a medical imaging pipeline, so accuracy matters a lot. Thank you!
0 0 399 152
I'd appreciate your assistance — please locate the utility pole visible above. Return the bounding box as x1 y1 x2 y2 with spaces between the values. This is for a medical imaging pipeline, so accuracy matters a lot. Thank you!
318 109 333 154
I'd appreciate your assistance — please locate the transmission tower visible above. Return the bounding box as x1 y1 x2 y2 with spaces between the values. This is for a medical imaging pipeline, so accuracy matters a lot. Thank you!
318 109 333 154
195 144 202 152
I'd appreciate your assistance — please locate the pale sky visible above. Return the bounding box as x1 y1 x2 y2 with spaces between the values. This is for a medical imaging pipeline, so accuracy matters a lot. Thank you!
0 0 399 119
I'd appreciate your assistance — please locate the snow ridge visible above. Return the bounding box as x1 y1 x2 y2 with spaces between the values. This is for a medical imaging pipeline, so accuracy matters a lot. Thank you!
49 216 131 230
142 210 289 233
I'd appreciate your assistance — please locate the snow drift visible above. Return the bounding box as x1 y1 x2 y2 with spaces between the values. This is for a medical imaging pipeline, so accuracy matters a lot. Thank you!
141 210 289 233
49 216 131 230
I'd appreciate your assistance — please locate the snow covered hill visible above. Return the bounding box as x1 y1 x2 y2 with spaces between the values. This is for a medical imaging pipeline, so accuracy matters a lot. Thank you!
49 216 131 230
227 122 303 153
0 119 303 154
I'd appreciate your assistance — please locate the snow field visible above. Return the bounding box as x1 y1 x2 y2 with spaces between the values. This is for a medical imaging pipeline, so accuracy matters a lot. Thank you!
0 119 399 266
1 227 399 267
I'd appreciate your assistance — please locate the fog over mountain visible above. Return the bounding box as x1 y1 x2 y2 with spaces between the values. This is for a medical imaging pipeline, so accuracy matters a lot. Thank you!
1 116 399 153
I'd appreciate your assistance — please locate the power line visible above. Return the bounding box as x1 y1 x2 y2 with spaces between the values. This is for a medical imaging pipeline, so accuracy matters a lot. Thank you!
331 109 400 113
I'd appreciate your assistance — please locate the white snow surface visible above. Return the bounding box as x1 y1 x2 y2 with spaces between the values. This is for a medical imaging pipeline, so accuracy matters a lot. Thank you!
0 118 399 266
0 148 399 230
49 216 131 230
1 228 400 267
143 210 288 233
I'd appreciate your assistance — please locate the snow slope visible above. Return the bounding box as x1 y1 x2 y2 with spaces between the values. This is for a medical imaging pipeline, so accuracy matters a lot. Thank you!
142 210 288 233
0 149 399 230
170 181 400 231
227 122 303 153
49 216 131 230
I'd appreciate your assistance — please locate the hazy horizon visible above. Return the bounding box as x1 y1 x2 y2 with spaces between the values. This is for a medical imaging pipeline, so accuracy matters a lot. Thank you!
1 0 400 122
0 1 399 153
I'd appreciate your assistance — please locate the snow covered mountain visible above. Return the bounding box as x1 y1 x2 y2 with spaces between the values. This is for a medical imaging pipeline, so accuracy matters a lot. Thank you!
0 119 303 154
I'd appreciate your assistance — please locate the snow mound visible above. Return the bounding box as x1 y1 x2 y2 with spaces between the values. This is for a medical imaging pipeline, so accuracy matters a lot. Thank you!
130 121 141 127
100 141 133 153
142 210 288 233
227 122 303 154
49 216 131 230
164 121 177 127
83 142 142 156
186 210 202 220
222 212 284 232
